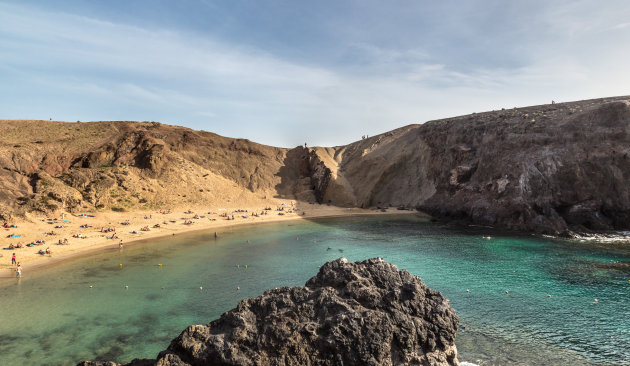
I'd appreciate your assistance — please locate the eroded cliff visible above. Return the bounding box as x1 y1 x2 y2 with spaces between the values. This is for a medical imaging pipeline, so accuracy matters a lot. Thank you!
306 96 630 235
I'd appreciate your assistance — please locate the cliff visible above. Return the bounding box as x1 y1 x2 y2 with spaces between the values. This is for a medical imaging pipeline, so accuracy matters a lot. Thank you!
3 95 630 234
78 258 460 366
304 96 630 235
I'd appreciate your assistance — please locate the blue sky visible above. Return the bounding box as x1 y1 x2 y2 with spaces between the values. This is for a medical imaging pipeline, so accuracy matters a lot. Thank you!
1 1 629 147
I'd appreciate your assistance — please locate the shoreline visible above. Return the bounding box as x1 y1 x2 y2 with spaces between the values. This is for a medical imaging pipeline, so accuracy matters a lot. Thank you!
1 204 420 277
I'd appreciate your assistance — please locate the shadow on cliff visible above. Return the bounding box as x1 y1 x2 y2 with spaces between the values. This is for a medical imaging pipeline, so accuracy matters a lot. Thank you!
275 146 333 204
274 146 311 200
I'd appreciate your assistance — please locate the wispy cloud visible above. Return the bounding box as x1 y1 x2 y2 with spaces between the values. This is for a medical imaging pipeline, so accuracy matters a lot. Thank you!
1 1 629 146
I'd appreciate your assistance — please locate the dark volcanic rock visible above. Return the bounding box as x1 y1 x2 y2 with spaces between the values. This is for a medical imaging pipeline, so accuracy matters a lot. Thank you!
415 99 630 235
307 149 332 204
77 360 154 366
275 146 333 204
79 258 459 366
307 96 630 235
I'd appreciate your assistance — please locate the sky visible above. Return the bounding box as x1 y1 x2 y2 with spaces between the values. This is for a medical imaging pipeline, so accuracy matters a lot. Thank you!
1 1 630 147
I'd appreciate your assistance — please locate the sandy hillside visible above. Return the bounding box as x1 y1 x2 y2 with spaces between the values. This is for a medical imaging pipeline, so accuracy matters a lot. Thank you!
2 95 630 246
0 120 319 221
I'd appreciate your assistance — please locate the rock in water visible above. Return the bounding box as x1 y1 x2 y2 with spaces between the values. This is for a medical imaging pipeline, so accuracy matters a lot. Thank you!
79 258 459 366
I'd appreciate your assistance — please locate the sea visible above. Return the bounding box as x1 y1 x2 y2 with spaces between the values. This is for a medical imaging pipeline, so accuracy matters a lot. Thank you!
0 215 628 365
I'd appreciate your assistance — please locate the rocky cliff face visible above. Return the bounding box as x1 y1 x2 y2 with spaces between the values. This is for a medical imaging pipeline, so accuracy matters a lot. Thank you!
308 96 630 235
273 146 332 204
78 258 459 366
3 96 630 234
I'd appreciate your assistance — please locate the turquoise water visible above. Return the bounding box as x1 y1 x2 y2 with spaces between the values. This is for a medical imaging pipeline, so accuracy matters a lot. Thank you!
1 215 629 365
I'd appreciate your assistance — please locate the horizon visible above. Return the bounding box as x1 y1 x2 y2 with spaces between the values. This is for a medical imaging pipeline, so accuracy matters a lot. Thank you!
1 1 630 146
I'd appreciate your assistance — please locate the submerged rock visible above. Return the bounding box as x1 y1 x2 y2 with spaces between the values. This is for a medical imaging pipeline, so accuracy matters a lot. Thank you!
79 258 459 366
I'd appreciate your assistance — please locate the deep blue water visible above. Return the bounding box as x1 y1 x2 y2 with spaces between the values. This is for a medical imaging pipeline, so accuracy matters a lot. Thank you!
0 215 629 365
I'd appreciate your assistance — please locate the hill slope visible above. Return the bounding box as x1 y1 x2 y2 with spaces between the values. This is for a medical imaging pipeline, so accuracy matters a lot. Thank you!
3 95 630 235
309 96 630 234
0 121 313 220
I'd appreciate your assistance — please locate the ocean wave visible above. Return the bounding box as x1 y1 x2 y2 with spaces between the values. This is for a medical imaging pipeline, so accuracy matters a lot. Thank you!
571 231 630 243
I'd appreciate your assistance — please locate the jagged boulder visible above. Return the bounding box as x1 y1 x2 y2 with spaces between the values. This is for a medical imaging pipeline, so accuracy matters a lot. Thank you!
79 258 460 366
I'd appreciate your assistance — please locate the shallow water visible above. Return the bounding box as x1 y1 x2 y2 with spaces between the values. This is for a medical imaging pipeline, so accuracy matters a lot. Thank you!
1 215 629 365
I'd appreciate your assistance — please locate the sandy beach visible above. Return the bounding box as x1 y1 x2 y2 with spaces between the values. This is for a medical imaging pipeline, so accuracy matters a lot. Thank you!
1 202 415 277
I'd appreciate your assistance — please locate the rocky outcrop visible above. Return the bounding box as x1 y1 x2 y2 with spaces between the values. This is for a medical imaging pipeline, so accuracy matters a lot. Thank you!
305 149 332 203
309 97 630 235
78 258 459 366
75 132 168 176
275 147 332 204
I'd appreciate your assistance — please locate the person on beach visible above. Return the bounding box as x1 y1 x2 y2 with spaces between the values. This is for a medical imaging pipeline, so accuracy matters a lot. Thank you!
119 240 123 249
12 253 16 266
16 264 22 278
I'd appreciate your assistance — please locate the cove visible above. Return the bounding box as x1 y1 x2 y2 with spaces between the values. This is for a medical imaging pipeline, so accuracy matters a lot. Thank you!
0 215 629 365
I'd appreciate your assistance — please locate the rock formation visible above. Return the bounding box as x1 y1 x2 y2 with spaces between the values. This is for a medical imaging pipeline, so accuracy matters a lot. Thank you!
301 96 630 235
78 258 460 366
4 96 630 234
